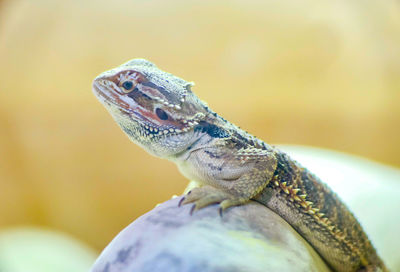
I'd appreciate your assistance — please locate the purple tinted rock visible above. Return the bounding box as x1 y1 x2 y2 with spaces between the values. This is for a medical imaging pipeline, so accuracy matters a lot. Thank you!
90 197 329 272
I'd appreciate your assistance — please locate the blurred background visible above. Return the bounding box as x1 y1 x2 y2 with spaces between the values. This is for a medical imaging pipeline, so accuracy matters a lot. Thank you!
0 0 400 269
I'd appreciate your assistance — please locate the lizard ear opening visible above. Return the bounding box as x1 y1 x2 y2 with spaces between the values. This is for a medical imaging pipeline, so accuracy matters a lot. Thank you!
155 108 169 120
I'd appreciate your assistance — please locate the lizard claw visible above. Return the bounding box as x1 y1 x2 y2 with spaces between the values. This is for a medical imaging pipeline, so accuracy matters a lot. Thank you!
179 186 247 216
190 204 196 215
178 197 185 207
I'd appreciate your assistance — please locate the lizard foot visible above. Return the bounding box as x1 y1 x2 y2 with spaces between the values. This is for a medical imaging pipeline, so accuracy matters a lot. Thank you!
179 185 248 216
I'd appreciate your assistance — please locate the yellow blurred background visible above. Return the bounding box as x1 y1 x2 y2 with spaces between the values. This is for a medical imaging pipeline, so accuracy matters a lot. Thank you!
0 0 399 252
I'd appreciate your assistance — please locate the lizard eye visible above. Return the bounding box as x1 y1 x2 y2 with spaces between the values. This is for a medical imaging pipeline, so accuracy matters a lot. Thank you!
121 81 134 92
155 108 168 120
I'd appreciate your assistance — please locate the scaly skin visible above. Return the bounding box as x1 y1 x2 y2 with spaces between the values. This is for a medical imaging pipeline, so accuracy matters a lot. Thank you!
92 59 387 272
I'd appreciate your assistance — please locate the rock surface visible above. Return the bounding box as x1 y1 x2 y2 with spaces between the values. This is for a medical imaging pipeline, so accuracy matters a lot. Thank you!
90 197 330 272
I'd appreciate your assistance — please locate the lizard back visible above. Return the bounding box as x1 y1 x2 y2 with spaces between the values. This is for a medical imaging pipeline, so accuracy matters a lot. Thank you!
256 150 386 272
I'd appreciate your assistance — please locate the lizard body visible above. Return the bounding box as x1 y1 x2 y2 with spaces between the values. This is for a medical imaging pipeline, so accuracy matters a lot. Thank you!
92 59 387 272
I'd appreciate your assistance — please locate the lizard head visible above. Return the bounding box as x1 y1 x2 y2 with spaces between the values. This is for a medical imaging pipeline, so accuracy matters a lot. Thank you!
92 59 209 158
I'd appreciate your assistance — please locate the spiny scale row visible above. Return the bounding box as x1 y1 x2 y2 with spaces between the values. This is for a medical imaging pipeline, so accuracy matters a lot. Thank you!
177 112 205 132
142 112 205 138
272 176 359 255
273 177 335 230
153 96 182 110
152 90 187 110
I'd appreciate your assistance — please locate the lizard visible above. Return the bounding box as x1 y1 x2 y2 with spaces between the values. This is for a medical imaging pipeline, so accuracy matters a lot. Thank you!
92 58 387 272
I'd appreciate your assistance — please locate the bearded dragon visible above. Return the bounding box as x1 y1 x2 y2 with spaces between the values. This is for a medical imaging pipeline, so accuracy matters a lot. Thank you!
92 59 387 272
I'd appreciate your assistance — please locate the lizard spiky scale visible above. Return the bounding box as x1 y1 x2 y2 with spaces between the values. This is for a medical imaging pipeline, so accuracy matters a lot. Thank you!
93 59 387 272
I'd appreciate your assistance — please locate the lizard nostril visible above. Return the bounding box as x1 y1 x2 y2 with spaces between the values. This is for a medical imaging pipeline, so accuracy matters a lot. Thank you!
155 108 168 120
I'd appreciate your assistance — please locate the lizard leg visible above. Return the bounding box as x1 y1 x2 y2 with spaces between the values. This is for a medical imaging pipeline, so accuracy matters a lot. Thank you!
180 148 277 215
180 185 239 214
217 162 273 213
